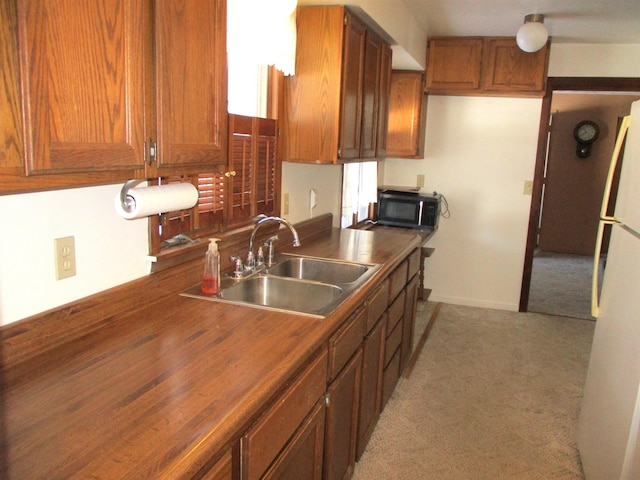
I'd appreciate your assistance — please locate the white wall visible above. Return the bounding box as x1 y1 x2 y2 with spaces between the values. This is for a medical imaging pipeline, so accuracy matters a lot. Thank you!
383 96 541 311
549 44 640 77
0 184 150 325
281 162 343 228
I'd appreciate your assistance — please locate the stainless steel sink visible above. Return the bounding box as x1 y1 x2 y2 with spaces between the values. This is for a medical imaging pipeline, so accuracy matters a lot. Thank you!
181 255 379 318
266 256 370 284
223 276 342 315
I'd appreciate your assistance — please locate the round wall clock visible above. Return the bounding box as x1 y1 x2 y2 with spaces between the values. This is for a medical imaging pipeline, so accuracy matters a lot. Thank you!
574 120 600 158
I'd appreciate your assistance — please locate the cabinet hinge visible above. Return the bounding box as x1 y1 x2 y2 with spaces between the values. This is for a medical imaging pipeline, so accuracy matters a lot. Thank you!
344 13 348 26
146 139 157 165
337 148 342 158
325 392 331 407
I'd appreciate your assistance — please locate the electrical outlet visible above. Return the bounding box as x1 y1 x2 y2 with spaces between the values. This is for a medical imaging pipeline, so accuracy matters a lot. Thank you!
417 174 425 188
523 180 534 195
54 236 76 280
283 193 290 215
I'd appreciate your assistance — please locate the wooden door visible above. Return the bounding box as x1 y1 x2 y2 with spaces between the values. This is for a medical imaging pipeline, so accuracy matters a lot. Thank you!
0 0 23 179
17 0 146 177
152 0 227 174
360 31 382 159
376 42 392 159
324 348 363 480
426 38 483 92
338 11 365 161
387 71 427 158
356 316 385 460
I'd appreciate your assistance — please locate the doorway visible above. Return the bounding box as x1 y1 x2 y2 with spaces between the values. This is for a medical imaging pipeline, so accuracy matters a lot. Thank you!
520 78 640 316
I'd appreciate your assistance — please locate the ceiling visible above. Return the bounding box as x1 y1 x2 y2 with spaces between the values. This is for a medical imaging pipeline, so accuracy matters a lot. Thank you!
402 0 640 44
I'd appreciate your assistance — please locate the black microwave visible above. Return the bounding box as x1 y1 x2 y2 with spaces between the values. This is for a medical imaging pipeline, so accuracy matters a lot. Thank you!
377 188 441 231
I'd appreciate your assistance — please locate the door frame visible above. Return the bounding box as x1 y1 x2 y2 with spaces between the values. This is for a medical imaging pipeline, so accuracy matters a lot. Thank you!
519 77 640 312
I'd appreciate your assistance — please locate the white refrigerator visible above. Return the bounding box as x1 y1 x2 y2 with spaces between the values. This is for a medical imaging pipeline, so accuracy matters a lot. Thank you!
578 100 640 479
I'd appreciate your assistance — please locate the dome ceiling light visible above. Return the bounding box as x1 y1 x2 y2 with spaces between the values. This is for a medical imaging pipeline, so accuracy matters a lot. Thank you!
516 14 548 53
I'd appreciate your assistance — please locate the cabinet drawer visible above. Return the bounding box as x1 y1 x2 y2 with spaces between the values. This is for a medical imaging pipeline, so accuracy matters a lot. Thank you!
365 279 389 333
242 349 328 480
381 347 401 408
328 308 365 381
387 289 406 335
406 248 421 281
388 261 408 303
384 317 403 367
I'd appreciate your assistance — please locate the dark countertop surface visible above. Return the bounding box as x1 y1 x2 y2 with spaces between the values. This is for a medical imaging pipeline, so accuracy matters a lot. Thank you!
1 227 423 479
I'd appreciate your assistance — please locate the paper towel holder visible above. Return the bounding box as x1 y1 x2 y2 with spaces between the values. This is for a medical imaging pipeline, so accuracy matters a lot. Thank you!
119 179 143 213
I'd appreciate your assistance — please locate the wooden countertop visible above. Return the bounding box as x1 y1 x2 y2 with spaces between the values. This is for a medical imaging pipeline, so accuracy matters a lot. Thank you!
1 226 423 479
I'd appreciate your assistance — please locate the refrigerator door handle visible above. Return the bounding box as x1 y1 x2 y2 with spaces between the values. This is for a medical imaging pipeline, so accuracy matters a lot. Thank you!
600 115 630 221
592 116 631 318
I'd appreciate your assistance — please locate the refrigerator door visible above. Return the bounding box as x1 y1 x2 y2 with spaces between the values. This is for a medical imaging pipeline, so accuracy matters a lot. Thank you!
614 100 640 234
579 226 640 479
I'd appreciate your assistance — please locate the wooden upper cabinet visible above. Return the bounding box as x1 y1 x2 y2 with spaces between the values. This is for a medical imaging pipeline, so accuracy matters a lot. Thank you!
0 0 23 179
283 6 391 164
482 37 549 93
359 30 382 159
376 42 392 158
426 38 483 92
387 71 427 159
151 0 227 175
426 37 549 97
16 0 147 178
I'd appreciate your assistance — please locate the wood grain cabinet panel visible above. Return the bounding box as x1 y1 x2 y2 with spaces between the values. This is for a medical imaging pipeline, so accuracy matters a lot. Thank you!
387 71 427 158
324 347 363 480
426 36 549 97
0 0 24 179
426 37 483 92
482 37 550 94
151 0 228 175
356 313 385 460
198 449 233 480
241 349 328 480
283 6 391 164
17 0 147 177
2 0 228 192
400 274 419 373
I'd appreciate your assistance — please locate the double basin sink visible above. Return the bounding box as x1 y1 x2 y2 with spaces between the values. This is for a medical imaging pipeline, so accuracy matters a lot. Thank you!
181 255 379 318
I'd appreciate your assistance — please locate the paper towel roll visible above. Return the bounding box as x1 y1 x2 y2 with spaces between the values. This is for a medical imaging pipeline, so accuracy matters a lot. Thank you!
115 183 199 220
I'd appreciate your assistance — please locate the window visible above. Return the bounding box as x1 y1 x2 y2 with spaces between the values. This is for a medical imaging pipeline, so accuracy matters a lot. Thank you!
341 161 378 228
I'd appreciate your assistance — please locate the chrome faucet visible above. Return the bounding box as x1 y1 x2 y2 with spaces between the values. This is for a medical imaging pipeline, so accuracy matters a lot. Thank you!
248 215 301 268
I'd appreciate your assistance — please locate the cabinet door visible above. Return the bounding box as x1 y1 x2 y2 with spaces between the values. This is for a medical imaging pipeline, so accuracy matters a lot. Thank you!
152 0 227 174
400 274 419 373
387 71 426 158
17 0 146 177
324 347 363 480
262 400 326 480
356 315 385 460
198 449 233 480
483 37 549 94
375 42 392 159
0 0 23 180
426 37 483 92
338 11 365 161
359 31 382 159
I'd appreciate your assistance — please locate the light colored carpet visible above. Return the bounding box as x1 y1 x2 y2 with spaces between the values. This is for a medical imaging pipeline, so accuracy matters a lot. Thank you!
528 250 604 320
353 302 595 480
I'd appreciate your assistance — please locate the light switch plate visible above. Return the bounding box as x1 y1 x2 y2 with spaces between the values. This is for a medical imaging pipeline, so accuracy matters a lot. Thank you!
417 174 425 188
54 236 76 280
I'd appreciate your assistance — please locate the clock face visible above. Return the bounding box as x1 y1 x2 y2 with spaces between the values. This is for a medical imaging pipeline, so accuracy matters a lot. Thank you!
574 121 599 143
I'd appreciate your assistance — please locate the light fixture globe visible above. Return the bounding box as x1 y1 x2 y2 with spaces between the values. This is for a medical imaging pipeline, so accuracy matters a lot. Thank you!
516 14 548 52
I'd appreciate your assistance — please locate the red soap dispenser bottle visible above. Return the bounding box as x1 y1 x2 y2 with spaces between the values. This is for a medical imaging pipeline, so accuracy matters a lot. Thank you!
202 238 221 295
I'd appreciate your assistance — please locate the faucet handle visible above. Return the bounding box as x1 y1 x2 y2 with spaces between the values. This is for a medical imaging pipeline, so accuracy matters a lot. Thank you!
230 256 244 278
263 235 278 266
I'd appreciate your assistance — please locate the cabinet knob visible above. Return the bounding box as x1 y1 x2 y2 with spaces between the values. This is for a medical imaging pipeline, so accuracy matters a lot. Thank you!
224 170 237 177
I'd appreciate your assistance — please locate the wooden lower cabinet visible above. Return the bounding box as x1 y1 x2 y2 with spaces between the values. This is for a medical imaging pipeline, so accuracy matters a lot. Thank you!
262 399 326 480
324 347 363 480
356 315 385 460
400 274 419 373
241 350 328 480
198 449 233 480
